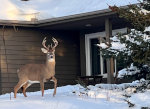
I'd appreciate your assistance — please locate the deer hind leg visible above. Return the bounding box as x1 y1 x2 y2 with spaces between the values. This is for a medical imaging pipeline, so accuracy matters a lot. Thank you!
52 77 57 96
40 81 44 97
14 80 27 98
22 82 31 97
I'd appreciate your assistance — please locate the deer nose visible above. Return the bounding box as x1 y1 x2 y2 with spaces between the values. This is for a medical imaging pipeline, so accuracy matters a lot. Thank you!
50 56 53 58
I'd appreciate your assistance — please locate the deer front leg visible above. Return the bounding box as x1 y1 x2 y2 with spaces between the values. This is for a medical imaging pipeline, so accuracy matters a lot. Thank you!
52 77 57 96
40 81 44 97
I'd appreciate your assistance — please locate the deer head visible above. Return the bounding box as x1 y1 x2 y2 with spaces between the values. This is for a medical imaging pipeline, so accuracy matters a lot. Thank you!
41 37 58 62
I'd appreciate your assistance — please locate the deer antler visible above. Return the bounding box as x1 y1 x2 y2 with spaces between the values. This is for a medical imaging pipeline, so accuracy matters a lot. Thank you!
42 37 50 50
52 37 58 49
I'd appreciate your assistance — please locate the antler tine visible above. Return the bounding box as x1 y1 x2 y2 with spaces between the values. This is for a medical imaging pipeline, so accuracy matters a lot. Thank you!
52 37 58 49
42 37 49 50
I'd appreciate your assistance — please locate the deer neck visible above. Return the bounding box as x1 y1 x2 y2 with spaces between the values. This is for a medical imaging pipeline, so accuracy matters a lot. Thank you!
46 56 56 72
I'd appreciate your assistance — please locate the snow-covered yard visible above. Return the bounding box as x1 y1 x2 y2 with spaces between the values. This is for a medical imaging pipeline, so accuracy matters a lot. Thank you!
0 80 150 109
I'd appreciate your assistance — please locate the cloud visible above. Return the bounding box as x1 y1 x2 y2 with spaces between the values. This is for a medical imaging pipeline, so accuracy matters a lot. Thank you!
0 0 20 20
0 0 39 21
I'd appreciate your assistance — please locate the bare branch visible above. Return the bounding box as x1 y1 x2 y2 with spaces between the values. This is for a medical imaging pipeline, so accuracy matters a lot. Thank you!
100 37 111 47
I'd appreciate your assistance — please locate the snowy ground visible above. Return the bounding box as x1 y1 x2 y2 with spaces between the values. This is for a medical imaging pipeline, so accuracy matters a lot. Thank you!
0 80 150 109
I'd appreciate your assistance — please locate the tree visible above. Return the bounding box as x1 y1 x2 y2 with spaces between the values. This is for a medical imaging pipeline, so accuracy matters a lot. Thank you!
109 0 150 31
99 0 150 79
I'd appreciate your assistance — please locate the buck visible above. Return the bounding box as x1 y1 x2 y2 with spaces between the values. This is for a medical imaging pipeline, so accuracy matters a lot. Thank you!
14 37 58 98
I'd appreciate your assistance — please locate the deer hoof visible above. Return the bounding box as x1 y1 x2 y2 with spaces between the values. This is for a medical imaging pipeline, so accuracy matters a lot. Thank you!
53 93 56 97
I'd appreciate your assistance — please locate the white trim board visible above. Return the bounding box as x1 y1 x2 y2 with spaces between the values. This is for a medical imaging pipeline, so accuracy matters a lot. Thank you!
85 28 127 76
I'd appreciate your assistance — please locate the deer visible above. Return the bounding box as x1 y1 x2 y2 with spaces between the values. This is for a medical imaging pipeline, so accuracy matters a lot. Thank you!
14 37 58 98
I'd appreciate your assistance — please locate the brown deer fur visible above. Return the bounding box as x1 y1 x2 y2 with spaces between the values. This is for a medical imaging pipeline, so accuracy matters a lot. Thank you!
14 37 58 98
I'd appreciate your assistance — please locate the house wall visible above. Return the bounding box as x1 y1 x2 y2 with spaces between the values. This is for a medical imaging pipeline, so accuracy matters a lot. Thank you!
0 27 80 94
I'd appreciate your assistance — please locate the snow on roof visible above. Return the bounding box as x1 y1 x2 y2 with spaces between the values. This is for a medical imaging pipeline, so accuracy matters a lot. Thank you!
0 0 139 21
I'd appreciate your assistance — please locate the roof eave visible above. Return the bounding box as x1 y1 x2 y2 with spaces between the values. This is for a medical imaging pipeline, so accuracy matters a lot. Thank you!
0 8 118 27
0 20 37 27
37 8 116 27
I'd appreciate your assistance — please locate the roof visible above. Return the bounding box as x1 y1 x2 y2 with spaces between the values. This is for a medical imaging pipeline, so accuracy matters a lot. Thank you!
0 0 138 21
0 8 116 27
0 7 129 31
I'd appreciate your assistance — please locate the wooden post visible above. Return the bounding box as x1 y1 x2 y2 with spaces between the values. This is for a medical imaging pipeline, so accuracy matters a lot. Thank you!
79 32 86 76
105 18 114 84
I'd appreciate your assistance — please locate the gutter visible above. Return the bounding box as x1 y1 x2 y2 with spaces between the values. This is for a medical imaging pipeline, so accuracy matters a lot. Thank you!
0 20 36 27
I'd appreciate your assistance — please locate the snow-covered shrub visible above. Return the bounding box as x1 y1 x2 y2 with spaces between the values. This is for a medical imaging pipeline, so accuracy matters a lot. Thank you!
118 64 150 80
118 63 140 79
139 65 150 79
134 79 150 93
74 79 149 99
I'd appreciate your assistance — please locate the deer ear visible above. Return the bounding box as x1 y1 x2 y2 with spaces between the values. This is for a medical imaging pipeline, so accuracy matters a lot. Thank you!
41 48 48 53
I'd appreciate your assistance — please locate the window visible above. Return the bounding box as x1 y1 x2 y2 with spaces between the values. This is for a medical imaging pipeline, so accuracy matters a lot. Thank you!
85 28 127 78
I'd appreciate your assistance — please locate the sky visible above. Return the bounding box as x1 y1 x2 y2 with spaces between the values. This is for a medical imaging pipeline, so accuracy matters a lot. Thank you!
0 0 139 21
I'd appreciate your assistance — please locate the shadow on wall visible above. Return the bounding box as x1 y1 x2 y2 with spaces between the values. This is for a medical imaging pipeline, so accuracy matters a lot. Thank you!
56 38 66 57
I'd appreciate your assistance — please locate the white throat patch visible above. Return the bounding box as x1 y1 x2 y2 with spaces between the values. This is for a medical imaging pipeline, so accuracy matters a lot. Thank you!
48 59 55 62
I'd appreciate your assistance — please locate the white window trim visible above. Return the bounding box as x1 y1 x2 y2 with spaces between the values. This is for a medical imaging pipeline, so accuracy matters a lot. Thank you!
85 28 127 76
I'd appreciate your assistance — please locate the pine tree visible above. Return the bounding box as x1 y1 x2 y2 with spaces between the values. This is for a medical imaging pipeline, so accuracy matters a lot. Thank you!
109 0 150 31
104 0 150 66
99 0 150 79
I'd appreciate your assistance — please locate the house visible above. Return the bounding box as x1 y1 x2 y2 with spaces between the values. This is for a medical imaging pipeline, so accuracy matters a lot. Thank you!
0 7 129 94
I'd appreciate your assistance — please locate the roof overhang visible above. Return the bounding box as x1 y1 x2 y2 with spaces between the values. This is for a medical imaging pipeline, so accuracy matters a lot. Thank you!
0 7 128 30
38 8 116 26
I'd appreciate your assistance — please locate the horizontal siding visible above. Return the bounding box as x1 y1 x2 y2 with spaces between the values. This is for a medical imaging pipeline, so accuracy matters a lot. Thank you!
0 28 41 36
1 79 76 93
1 55 45 60
0 69 79 75
0 36 41 42
0 27 80 94
1 74 76 83
0 48 79 55
1 41 42 46
0 46 42 51
1 61 79 66
1 54 78 61
1 79 77 89
1 64 80 71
